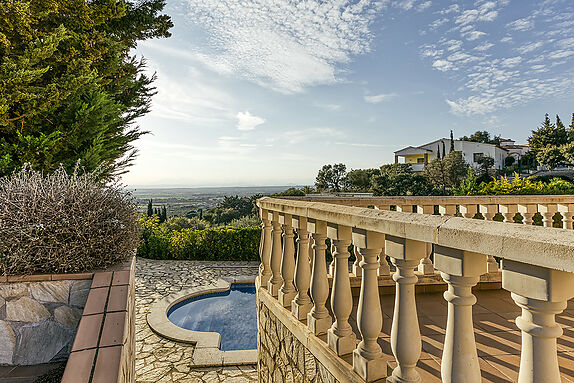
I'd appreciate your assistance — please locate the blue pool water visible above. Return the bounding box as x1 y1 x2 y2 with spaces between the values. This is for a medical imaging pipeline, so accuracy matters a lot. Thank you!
167 283 257 351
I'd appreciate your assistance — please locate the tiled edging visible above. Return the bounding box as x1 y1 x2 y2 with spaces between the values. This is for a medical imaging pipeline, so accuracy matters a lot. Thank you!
61 257 136 383
146 275 258 367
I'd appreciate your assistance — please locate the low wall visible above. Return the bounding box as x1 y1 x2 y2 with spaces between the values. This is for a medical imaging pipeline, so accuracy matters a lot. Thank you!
0 275 92 365
62 257 136 383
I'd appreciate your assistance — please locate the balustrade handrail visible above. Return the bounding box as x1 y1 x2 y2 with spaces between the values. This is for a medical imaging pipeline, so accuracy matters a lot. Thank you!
280 194 574 208
258 196 574 274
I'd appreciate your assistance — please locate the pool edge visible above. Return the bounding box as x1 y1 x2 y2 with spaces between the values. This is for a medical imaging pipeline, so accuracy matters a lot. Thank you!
146 275 258 367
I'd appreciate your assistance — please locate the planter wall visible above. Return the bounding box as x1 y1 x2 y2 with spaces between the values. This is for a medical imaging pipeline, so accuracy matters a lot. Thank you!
0 275 92 365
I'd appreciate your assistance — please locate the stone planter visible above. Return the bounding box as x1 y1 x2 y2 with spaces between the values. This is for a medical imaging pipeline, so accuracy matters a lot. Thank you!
0 275 93 365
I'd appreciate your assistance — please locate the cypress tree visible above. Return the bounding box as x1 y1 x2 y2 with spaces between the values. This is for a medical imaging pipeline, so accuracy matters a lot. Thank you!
437 144 441 159
569 113 574 142
442 141 446 159
0 1 173 179
147 199 153 217
450 130 455 152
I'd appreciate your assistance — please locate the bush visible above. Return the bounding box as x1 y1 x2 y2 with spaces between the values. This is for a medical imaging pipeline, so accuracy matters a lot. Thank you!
455 172 574 195
162 216 210 232
137 216 261 261
0 165 140 275
228 215 261 228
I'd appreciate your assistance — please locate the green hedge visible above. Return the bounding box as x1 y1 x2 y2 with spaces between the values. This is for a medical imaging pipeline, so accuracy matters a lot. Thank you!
138 216 261 261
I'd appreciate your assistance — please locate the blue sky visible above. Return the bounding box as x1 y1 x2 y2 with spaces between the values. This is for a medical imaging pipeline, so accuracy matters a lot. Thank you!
123 0 574 187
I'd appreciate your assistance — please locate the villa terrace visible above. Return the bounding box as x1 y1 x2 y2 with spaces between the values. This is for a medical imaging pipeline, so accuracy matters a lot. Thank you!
255 195 574 383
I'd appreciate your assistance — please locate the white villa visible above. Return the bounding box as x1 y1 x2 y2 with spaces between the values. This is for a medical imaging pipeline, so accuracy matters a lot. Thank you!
394 138 529 172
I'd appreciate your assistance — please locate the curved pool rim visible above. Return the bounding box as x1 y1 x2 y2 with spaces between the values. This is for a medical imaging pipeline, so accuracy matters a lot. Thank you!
146 275 257 366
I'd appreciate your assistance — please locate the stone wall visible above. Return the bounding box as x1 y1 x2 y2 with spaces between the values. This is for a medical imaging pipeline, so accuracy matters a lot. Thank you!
257 298 339 383
0 279 91 365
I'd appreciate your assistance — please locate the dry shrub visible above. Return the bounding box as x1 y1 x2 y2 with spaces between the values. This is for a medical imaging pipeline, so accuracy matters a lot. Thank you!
0 165 141 275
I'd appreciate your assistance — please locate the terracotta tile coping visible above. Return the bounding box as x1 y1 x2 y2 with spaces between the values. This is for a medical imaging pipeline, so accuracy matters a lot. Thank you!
62 257 136 383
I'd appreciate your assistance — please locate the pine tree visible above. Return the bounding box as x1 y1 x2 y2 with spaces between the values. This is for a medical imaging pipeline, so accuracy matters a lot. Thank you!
0 1 173 179
450 130 455 153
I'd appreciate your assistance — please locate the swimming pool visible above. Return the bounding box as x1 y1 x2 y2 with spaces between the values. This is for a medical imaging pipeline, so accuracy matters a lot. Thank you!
167 283 257 351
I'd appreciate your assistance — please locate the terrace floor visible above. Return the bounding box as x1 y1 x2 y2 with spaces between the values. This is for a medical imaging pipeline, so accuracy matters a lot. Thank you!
134 258 259 383
356 288 574 382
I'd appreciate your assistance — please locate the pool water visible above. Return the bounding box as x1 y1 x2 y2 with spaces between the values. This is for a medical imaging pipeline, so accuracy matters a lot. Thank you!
167 283 257 351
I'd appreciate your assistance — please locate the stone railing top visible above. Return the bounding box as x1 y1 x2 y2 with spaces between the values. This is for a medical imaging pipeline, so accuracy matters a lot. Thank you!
282 194 574 207
257 197 574 273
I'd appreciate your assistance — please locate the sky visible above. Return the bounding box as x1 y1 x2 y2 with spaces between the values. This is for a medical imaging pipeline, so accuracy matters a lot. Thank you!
123 0 574 187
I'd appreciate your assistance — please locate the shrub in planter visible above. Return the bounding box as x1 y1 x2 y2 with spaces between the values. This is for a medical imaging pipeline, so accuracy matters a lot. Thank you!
0 165 140 275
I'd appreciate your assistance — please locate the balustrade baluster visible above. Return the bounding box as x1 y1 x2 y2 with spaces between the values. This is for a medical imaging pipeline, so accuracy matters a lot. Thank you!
292 217 312 320
329 243 335 275
502 260 574 383
386 236 427 383
500 204 518 223
416 205 435 275
307 220 331 335
353 246 362 277
378 252 391 276
479 204 499 272
459 204 477 219
558 203 574 229
353 230 386 382
539 204 557 228
259 209 272 288
439 204 456 217
434 246 486 383
327 224 355 356
269 212 283 297
518 204 536 225
278 214 296 307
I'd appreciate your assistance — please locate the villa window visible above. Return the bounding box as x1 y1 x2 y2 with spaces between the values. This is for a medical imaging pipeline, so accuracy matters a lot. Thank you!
473 153 484 162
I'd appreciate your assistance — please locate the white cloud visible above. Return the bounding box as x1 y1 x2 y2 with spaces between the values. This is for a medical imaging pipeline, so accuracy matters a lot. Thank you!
432 59 454 71
464 30 487 41
417 1 432 11
516 41 545 54
507 18 534 31
236 111 265 131
474 42 494 51
500 56 522 67
364 93 398 103
180 0 382 93
439 4 459 14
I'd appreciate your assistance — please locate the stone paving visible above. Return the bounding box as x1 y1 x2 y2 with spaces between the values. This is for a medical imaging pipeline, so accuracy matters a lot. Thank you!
135 257 259 383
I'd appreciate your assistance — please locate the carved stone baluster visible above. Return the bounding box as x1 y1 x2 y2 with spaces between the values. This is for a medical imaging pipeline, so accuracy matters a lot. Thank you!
378 251 391 276
259 209 272 288
386 236 427 383
329 243 335 275
307 220 331 335
292 217 312 320
518 204 536 225
327 224 355 356
416 205 435 275
269 212 283 297
558 203 574 229
459 204 477 219
539 203 557 228
353 246 362 277
278 214 296 307
434 246 487 383
438 204 456 217
502 260 574 383
500 204 517 223
353 230 386 382
479 204 499 272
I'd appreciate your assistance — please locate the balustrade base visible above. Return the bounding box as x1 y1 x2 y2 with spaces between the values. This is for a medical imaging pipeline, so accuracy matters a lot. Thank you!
278 290 297 307
353 349 387 382
387 368 422 383
291 301 312 320
417 262 434 275
268 282 281 297
307 313 331 336
327 329 356 356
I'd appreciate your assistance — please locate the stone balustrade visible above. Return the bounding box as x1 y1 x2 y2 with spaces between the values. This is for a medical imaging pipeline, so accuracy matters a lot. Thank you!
255 196 574 383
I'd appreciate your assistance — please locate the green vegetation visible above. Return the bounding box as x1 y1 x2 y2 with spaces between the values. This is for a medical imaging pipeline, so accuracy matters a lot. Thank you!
0 165 140 275
138 215 260 261
455 172 574 196
528 114 574 170
0 0 172 180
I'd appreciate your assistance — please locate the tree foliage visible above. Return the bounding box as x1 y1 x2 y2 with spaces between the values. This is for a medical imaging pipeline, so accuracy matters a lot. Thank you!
344 168 379 192
460 131 500 145
315 163 347 192
527 114 573 169
371 164 433 196
0 0 173 179
423 151 467 194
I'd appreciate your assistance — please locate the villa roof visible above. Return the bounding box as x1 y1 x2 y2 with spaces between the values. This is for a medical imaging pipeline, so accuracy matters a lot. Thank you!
394 146 433 156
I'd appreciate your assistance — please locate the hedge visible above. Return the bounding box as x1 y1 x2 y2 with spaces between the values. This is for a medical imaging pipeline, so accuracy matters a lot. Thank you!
138 216 261 261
